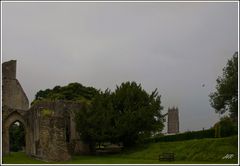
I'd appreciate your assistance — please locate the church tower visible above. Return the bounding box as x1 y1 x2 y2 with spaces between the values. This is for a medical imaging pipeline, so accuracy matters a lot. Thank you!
167 107 179 134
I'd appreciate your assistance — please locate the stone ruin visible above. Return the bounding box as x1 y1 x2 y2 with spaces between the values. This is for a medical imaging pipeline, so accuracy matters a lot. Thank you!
2 60 89 161
2 60 180 161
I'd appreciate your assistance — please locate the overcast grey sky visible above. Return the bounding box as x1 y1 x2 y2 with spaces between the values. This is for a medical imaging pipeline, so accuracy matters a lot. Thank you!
2 2 238 132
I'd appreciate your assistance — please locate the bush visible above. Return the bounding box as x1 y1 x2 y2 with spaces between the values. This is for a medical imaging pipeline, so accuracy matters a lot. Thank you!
216 116 238 137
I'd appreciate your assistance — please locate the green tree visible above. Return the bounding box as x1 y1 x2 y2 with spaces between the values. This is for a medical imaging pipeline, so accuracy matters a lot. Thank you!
74 90 115 152
209 52 238 123
75 81 164 149
113 81 164 147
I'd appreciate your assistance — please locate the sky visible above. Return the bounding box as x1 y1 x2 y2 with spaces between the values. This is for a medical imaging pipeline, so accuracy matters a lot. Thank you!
2 2 238 132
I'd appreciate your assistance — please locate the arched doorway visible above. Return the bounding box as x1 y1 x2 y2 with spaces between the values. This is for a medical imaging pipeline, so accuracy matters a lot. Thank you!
3 111 29 155
9 121 26 152
65 115 71 143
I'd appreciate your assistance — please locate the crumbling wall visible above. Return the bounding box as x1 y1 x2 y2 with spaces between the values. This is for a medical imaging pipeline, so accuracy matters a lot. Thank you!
2 60 89 161
38 115 71 161
28 100 89 161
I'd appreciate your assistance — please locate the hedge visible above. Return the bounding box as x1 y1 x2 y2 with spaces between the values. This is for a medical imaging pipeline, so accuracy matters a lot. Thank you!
145 126 237 143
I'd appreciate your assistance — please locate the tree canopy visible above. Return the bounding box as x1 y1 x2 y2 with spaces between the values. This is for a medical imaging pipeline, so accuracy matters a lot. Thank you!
209 52 238 123
75 81 164 149
32 82 99 105
112 82 164 146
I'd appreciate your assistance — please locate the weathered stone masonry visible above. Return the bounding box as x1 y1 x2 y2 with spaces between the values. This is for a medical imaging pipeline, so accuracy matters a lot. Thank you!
2 60 29 110
26 101 89 161
2 60 89 161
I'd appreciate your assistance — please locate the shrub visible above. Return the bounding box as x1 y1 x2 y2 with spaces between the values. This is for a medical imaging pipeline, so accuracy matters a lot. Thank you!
41 109 53 117
216 116 238 137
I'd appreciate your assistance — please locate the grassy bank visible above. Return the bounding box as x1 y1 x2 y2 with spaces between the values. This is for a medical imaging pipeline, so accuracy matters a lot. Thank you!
2 135 238 164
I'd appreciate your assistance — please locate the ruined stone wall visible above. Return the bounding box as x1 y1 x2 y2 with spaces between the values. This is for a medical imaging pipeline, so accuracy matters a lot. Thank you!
38 115 71 161
2 60 29 110
27 100 89 161
2 60 89 161
167 107 179 134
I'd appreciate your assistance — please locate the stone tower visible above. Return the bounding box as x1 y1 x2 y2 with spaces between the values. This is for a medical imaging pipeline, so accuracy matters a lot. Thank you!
2 60 30 155
2 60 29 110
167 107 179 134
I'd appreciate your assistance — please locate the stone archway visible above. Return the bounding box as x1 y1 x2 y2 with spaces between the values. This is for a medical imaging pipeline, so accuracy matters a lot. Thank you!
2 111 30 155
9 120 25 152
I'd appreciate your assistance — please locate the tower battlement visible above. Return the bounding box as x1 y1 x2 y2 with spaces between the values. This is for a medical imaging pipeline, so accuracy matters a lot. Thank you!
2 60 17 79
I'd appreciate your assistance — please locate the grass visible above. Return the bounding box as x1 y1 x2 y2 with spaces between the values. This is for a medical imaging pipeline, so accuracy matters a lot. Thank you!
2 135 238 164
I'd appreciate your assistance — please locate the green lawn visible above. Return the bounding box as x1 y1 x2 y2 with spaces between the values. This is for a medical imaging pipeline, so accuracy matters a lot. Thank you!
2 136 238 164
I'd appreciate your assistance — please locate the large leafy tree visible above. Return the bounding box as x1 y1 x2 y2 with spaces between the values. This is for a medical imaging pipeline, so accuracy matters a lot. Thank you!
75 81 164 150
209 52 238 123
113 81 164 147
